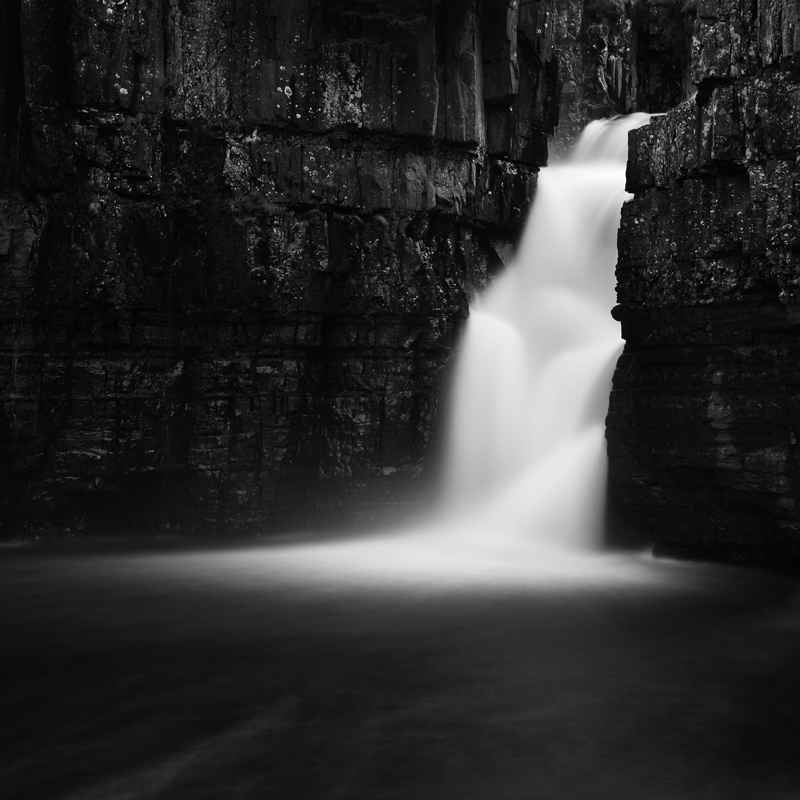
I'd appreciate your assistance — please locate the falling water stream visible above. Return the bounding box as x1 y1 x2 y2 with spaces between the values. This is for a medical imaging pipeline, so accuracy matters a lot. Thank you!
438 113 651 550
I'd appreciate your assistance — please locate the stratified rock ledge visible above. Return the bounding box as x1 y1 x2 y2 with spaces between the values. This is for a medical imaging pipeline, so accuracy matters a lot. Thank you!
0 0 560 536
609 0 800 564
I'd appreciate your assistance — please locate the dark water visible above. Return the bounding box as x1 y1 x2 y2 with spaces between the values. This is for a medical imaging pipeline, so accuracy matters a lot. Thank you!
4 533 800 799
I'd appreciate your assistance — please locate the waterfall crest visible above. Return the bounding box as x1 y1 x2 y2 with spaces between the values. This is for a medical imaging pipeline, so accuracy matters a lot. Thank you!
438 114 651 550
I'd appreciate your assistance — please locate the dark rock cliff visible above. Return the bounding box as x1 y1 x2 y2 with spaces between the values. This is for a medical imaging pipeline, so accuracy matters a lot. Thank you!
552 0 690 152
610 0 800 563
0 0 561 536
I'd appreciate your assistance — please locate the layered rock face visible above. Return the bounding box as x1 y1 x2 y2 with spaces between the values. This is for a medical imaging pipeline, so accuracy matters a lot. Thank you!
0 0 560 536
610 0 800 562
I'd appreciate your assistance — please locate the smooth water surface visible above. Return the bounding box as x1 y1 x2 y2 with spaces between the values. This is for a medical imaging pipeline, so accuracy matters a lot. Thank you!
4 536 800 800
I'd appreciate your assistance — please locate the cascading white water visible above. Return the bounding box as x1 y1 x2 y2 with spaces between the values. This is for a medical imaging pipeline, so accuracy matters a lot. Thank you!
438 114 651 550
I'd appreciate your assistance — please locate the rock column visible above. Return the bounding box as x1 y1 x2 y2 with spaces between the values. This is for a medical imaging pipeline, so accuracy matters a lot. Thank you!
610 0 800 563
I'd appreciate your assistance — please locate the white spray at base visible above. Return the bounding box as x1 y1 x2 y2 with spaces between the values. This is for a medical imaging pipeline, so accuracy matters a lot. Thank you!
437 114 651 551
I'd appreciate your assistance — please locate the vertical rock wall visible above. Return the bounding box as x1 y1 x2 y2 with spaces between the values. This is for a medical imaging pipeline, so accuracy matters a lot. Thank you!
610 0 800 563
552 0 690 153
0 0 560 537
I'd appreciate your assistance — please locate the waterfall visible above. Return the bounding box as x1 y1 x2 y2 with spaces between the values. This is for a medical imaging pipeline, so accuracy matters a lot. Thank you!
438 114 651 550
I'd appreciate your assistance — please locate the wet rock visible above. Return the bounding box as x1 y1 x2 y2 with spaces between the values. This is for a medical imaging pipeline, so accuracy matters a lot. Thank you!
0 0 558 537
610 0 800 564
551 0 691 154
